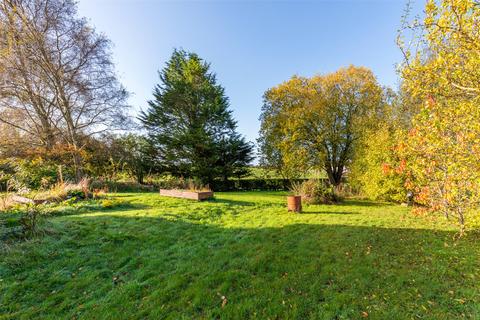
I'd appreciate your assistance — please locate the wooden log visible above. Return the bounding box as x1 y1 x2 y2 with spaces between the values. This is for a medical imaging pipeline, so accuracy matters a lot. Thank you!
11 195 46 205
11 195 34 204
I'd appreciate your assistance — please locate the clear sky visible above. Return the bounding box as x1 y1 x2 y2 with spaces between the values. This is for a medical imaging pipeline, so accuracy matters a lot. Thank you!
77 0 424 144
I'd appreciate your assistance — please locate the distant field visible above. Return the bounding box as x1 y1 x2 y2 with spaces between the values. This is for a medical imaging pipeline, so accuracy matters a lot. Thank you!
1 192 479 319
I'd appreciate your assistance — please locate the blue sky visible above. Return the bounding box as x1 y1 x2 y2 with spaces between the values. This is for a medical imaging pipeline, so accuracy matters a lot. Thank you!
77 0 424 144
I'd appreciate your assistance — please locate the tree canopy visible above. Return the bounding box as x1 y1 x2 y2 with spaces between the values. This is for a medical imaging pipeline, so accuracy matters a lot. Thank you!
0 0 129 180
398 0 480 233
140 49 253 186
259 66 384 186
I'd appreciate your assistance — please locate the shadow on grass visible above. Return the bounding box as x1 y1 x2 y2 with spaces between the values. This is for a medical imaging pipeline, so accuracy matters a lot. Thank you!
1 213 478 319
208 198 256 206
49 199 151 217
338 199 393 207
100 202 151 212
299 210 360 215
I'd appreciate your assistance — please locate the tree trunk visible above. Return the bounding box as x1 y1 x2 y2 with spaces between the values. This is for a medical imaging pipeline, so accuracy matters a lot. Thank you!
136 172 144 184
458 209 465 237
325 164 343 186
72 151 83 182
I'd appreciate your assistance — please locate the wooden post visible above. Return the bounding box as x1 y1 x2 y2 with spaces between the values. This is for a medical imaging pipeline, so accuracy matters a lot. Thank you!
58 165 64 184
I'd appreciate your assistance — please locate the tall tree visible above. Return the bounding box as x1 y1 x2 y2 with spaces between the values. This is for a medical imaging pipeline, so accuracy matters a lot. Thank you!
0 0 129 179
258 76 309 179
399 0 480 234
259 66 384 186
140 49 253 185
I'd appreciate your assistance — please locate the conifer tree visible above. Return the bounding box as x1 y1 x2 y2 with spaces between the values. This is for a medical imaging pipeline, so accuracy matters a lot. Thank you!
140 49 253 186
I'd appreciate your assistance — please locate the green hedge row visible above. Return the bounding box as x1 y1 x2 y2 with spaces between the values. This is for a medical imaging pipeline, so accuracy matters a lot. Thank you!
209 178 330 192
90 178 332 193
90 180 155 193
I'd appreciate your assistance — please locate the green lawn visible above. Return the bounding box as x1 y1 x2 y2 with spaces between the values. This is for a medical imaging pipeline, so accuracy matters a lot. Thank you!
1 192 479 319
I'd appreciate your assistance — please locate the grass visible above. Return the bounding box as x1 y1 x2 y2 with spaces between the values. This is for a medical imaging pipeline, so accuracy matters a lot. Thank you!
1 191 479 319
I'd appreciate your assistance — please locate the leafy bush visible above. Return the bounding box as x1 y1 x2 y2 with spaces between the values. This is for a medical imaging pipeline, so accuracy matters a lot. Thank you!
1 158 77 191
19 205 43 237
101 199 131 209
349 126 408 203
65 188 85 199
90 180 154 193
290 179 339 204
13 158 59 190
0 160 15 192
1 205 45 240
60 196 78 207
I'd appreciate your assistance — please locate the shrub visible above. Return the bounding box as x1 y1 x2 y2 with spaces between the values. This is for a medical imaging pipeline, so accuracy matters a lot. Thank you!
289 181 304 196
0 193 16 211
349 126 408 203
0 160 15 192
291 179 339 204
19 205 43 237
12 158 61 190
92 188 108 199
1 205 45 239
90 180 154 193
26 179 92 203
334 183 360 199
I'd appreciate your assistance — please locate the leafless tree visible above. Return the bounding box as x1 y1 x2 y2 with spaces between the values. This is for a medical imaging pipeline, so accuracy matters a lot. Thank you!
0 0 129 179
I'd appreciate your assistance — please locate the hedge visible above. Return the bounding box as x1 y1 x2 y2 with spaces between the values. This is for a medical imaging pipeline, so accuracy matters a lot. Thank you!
90 180 155 193
90 178 332 193
209 178 304 191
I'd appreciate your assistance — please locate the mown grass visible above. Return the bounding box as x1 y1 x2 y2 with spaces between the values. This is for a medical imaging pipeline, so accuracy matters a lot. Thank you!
1 192 479 319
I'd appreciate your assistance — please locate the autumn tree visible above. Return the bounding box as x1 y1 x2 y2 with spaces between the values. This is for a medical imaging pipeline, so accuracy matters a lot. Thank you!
399 0 480 233
258 66 384 186
0 0 129 179
258 76 309 179
140 49 253 186
349 89 415 202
